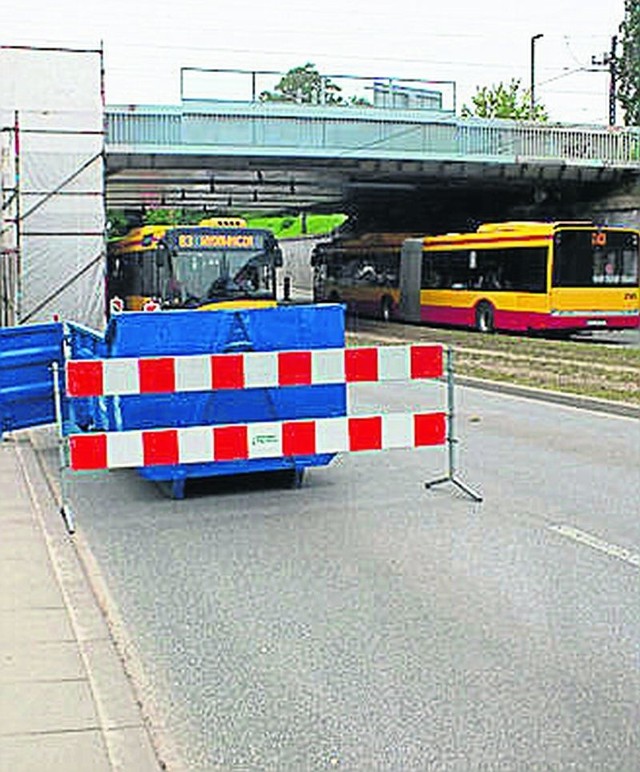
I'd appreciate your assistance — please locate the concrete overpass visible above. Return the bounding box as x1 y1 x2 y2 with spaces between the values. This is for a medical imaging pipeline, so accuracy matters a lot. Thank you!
105 96 640 230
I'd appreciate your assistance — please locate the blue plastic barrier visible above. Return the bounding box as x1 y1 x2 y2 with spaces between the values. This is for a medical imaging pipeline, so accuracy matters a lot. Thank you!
65 305 346 496
0 322 63 437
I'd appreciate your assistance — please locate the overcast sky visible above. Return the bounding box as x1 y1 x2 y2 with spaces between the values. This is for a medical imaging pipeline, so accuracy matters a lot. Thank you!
0 0 624 124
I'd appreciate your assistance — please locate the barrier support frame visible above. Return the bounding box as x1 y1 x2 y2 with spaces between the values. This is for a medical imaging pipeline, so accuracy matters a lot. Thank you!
51 361 76 534
424 347 482 502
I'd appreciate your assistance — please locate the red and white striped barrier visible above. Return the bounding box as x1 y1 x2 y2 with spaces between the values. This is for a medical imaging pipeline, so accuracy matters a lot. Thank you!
68 412 446 471
54 339 480 525
65 344 443 397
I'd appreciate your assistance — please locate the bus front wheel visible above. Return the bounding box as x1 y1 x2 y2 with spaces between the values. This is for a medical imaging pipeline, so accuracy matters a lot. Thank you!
475 302 495 333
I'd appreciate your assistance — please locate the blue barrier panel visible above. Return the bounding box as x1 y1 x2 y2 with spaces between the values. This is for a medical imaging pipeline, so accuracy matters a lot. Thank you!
0 322 64 437
65 321 110 432
66 305 346 492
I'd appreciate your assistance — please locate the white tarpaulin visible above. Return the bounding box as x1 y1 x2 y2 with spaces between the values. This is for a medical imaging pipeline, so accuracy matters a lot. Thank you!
0 46 105 328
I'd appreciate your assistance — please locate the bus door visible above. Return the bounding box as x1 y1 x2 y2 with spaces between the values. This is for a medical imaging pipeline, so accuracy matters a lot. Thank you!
399 239 423 322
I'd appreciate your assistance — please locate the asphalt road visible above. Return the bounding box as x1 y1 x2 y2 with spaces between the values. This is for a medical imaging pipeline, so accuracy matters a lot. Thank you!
41 385 640 770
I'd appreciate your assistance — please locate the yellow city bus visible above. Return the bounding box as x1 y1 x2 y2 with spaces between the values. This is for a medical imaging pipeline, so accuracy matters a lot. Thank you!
107 218 283 314
399 221 639 333
313 221 640 333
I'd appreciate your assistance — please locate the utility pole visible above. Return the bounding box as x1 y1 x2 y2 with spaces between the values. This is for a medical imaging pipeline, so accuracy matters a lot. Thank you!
530 34 544 117
592 35 618 126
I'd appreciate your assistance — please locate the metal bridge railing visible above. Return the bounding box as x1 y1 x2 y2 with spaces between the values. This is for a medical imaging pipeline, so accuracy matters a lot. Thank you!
457 121 640 165
106 104 640 168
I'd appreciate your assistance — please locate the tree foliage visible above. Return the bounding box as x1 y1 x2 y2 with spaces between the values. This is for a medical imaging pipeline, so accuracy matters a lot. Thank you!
259 63 369 106
618 0 640 126
461 79 548 121
260 63 344 104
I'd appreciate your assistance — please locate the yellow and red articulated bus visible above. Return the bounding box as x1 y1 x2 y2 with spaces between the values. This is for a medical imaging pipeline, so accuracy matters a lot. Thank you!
106 218 283 315
311 232 419 321
313 222 640 334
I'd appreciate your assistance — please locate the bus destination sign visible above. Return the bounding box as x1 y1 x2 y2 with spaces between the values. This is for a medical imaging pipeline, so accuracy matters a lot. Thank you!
173 229 263 250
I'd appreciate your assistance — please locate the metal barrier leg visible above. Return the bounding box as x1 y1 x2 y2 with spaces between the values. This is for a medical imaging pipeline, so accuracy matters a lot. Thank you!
51 361 76 534
424 348 483 503
171 478 186 500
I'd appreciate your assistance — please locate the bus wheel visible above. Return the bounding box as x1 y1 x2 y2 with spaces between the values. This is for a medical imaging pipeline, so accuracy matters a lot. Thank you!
475 302 495 333
381 296 393 322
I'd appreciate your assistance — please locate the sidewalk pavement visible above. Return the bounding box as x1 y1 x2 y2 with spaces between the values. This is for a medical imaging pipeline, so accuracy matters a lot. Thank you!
0 435 161 771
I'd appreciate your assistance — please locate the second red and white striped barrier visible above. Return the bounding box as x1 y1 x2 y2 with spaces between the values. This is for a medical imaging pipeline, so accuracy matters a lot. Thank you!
68 412 446 471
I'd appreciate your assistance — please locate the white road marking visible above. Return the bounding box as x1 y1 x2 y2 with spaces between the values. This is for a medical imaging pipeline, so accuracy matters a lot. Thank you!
549 523 640 568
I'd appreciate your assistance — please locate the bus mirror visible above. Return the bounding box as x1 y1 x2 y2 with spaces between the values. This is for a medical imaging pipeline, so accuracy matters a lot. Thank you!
274 248 284 268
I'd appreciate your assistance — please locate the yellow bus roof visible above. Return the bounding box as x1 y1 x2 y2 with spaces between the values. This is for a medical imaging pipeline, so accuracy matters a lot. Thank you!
422 221 636 249
110 218 249 254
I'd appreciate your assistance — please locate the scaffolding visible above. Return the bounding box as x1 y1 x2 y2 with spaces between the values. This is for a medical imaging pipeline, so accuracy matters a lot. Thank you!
0 45 106 328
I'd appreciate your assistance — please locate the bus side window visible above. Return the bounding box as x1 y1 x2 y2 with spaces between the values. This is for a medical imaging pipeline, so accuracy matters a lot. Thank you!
422 252 447 288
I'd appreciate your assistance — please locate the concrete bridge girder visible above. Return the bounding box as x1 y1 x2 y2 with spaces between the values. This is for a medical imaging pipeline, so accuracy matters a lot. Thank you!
105 103 639 225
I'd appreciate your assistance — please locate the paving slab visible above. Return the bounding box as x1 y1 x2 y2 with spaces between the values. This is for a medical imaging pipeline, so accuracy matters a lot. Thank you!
0 607 74 643
0 680 99 736
0 640 86 683
0 729 111 772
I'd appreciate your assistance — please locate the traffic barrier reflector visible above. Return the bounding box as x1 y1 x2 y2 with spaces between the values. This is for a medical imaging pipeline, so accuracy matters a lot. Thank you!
68 412 447 471
65 344 443 397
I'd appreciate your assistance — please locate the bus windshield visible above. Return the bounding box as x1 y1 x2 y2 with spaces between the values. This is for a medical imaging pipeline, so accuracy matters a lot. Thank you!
163 248 275 305
553 230 639 288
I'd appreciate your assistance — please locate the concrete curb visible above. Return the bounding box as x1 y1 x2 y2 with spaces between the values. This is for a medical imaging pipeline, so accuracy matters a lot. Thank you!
455 375 640 420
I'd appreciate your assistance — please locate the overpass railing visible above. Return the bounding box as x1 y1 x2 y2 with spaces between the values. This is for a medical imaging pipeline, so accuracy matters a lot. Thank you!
106 103 640 168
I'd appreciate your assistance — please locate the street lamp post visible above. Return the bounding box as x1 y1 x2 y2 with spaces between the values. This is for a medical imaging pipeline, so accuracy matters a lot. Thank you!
530 33 544 117
592 35 618 126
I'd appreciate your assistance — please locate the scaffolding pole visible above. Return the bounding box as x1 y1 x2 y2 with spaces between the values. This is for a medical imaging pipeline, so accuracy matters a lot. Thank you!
13 110 21 323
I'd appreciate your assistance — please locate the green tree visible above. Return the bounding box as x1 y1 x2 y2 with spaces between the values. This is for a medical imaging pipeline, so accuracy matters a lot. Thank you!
461 79 548 121
618 0 640 125
142 209 205 226
259 63 344 105
106 209 130 237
